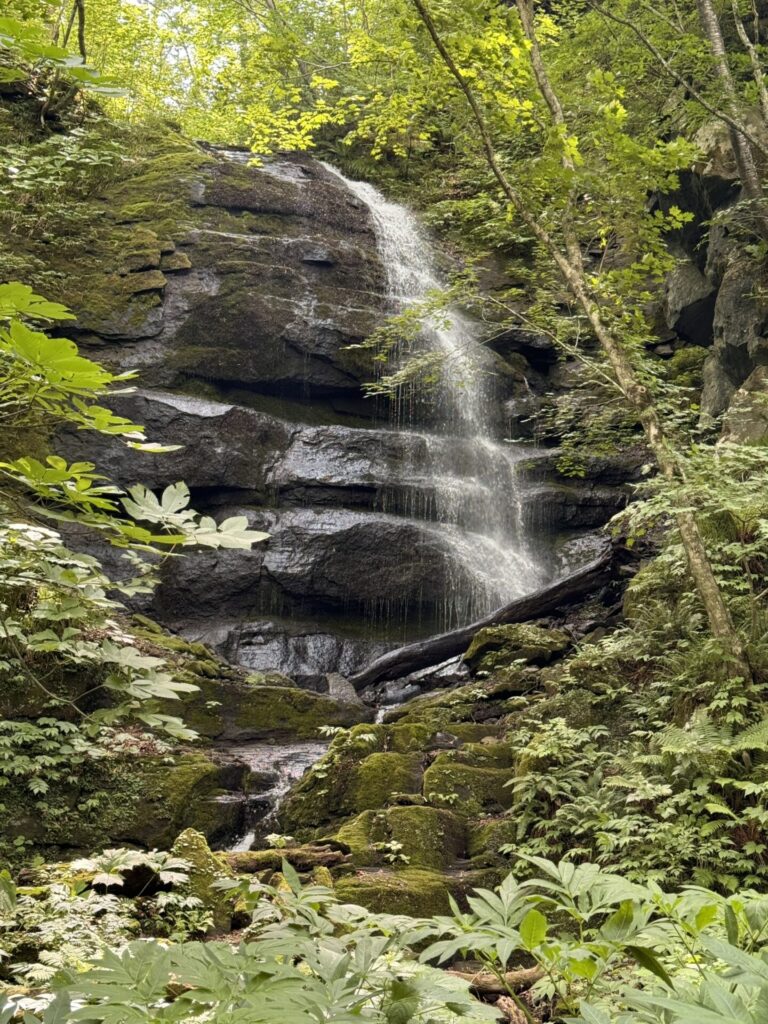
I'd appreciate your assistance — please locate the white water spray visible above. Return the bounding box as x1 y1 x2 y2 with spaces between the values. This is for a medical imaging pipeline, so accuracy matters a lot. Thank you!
324 165 543 625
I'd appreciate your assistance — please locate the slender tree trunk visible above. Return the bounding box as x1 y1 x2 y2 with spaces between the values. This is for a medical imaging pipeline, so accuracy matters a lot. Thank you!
697 0 766 217
409 0 752 680
731 0 768 127
588 1 768 159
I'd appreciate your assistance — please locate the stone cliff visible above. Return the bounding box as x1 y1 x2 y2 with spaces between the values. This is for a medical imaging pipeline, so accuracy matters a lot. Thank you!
50 132 632 687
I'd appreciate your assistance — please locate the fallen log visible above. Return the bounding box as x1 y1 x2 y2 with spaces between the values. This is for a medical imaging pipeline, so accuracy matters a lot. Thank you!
350 543 614 690
448 964 545 993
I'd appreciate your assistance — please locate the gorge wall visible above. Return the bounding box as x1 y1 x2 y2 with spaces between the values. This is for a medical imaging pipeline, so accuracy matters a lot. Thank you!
55 134 633 690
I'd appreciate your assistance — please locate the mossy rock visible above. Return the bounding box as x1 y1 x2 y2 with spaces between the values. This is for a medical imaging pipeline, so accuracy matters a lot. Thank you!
179 681 369 740
335 811 388 861
464 624 570 675
446 723 506 743
334 868 452 916
335 806 465 870
171 828 234 932
334 867 502 916
451 740 516 769
0 751 245 860
423 755 513 817
386 722 436 752
280 750 422 835
467 817 519 865
385 806 465 869
349 752 423 812
384 683 500 729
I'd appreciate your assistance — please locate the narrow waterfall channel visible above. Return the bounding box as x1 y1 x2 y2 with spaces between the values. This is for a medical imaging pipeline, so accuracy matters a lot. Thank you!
324 165 543 625
224 166 547 852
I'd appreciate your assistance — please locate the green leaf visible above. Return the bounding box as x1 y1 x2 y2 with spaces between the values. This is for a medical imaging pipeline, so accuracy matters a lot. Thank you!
0 282 75 321
625 945 675 989
724 903 739 945
519 908 547 949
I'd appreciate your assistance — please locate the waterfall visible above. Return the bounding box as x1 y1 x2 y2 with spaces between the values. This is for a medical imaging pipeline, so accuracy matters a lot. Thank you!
324 165 543 627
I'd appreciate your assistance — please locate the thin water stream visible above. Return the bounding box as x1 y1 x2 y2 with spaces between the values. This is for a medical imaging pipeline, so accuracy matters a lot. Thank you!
323 164 543 626
226 741 328 851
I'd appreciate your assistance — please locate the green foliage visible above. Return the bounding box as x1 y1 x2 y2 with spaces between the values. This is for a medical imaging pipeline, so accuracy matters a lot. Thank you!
2 861 495 1023
69 848 191 889
10 857 768 1023
0 282 267 832
0 126 123 284
0 15 121 95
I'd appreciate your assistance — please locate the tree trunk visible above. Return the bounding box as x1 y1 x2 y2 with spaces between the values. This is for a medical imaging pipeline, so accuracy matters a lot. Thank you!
410 0 752 681
731 0 768 127
697 0 766 222
349 545 614 689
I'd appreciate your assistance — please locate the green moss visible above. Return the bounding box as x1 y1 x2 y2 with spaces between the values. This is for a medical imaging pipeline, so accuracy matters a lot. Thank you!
467 818 519 865
385 683 493 728
0 751 238 859
335 806 464 870
171 828 234 932
312 866 334 888
178 681 367 740
335 810 388 862
334 867 502 916
385 806 465 869
233 685 367 739
464 624 570 675
386 722 435 752
446 723 506 743
661 346 707 389
349 752 423 812
452 740 516 769
423 755 514 817
281 748 422 837
334 869 452 916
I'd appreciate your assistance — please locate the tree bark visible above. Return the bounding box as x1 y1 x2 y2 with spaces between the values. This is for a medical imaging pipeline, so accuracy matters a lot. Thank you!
349 546 614 689
448 965 544 994
409 0 752 681
587 1 768 160
731 0 768 127
696 0 767 234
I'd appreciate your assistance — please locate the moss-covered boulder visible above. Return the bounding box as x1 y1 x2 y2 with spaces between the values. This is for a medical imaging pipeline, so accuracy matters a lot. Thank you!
181 680 370 741
336 806 465 870
0 751 248 861
280 745 423 834
423 754 513 817
334 867 501 916
349 752 423 811
464 624 570 675
384 682 509 730
467 817 519 865
171 828 234 932
334 868 453 916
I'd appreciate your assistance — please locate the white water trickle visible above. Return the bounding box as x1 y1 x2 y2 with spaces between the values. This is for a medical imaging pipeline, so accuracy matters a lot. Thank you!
323 165 544 625
227 741 329 852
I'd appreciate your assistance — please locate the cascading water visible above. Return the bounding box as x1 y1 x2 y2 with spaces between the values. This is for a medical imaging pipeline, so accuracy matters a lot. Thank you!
324 165 543 627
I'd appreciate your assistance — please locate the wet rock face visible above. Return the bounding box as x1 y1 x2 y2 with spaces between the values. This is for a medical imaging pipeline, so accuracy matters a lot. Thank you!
56 141 629 682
